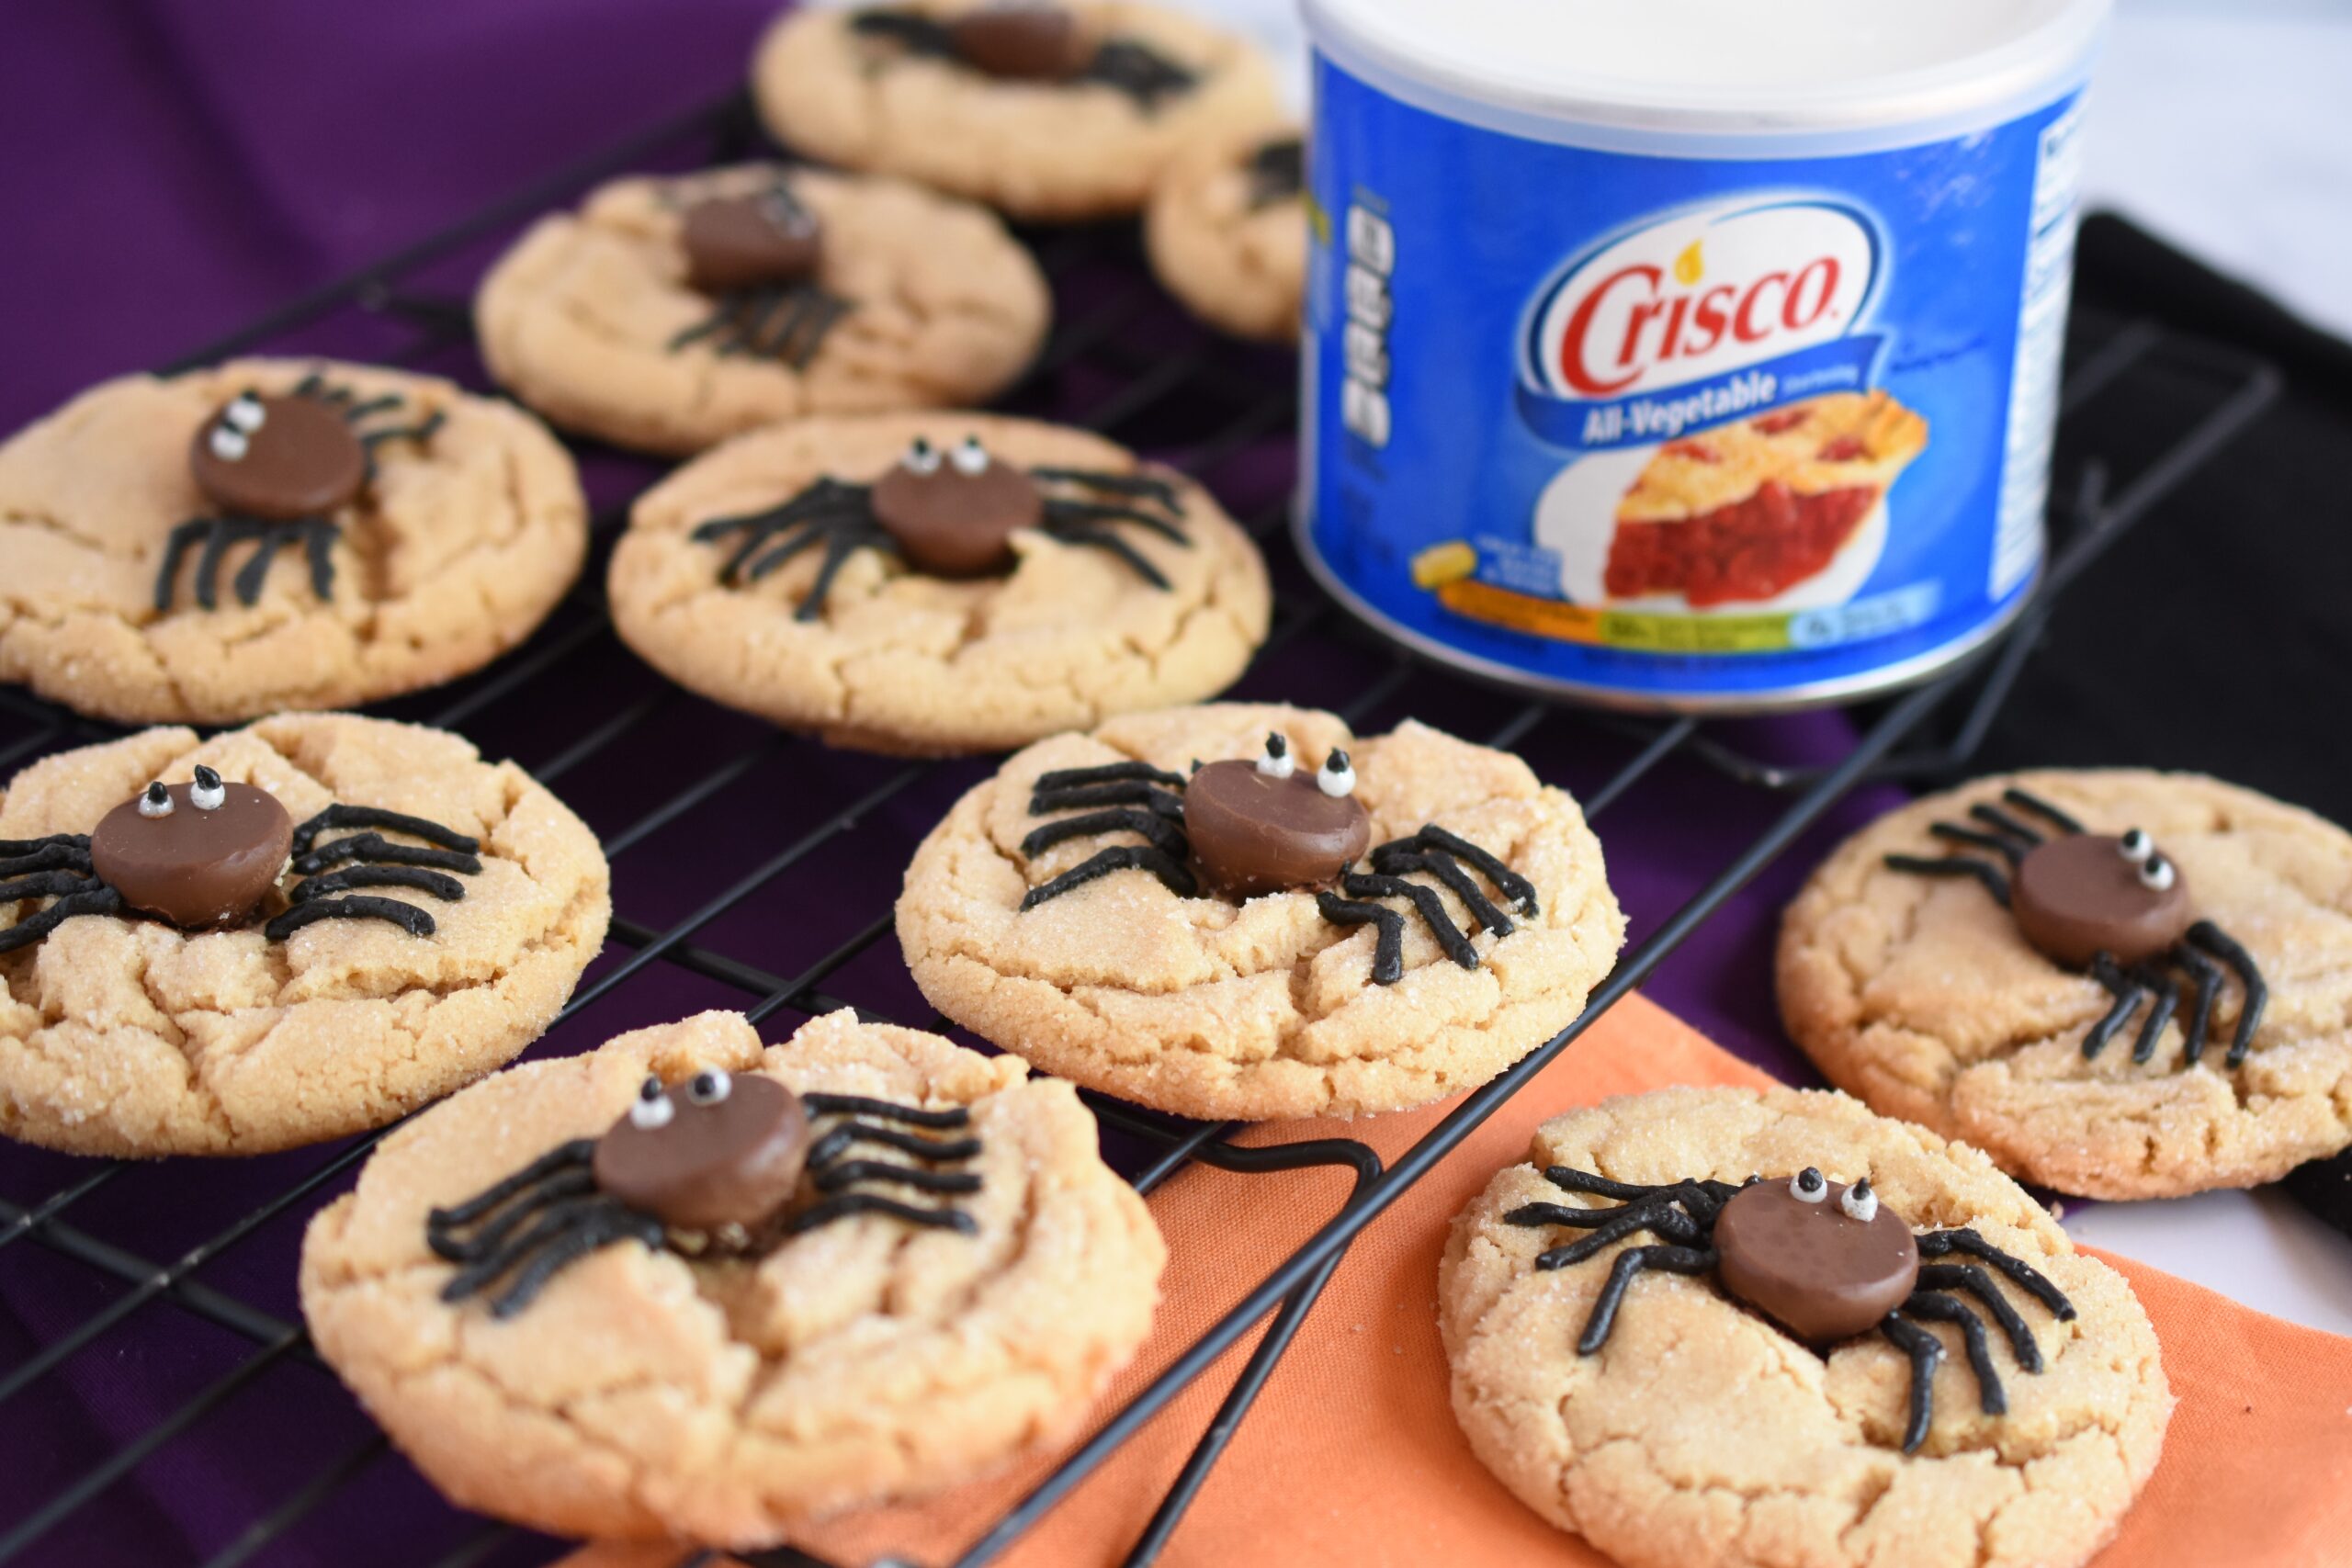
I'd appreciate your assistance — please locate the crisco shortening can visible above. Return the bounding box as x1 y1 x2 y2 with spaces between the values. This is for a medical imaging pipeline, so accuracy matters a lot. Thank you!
1298 0 2109 710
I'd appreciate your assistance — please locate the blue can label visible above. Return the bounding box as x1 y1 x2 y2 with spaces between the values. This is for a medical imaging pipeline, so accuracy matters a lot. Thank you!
1302 54 2086 704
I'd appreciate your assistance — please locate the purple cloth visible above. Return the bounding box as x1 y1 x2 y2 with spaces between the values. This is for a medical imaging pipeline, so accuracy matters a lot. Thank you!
0 7 1907 1564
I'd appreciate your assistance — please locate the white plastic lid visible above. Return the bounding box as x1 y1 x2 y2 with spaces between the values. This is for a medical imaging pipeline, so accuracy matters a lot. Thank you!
1302 0 2109 138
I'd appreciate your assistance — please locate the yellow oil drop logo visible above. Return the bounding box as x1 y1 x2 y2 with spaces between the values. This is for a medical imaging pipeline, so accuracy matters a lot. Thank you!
1672 240 1704 287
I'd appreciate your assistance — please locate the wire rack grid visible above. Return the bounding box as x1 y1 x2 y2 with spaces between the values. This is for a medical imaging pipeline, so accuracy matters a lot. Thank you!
0 87 2279 1568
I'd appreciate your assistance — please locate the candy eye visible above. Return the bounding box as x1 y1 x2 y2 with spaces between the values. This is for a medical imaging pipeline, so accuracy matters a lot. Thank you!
949 436 991 476
209 426 250 461
1839 1177 1879 1222
685 1068 732 1106
1256 732 1295 780
629 1076 675 1130
138 782 174 819
1317 750 1356 798
190 765 225 811
224 393 266 433
1790 1167 1826 1203
903 437 943 476
2118 829 2154 864
2138 853 2176 892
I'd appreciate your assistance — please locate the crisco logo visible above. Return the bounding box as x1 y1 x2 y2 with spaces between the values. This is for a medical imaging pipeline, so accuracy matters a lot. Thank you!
1529 198 1880 400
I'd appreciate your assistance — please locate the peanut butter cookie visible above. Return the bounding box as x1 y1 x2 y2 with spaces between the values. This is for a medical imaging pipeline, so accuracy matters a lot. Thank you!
0 359 586 725
300 1009 1165 1547
0 713 610 1156
1778 770 2352 1198
753 1 1283 220
1442 1085 2170 1568
607 412 1270 754
898 702 1625 1119
1145 129 1305 343
476 164 1050 457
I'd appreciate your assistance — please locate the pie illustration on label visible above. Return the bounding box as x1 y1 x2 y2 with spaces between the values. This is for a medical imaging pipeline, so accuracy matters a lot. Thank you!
1603 390 1928 608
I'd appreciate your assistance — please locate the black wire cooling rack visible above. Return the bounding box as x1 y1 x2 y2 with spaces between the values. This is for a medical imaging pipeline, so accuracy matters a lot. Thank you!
0 86 2280 1568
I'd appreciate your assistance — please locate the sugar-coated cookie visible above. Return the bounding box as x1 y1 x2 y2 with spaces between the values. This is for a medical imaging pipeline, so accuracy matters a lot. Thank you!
753 1 1283 220
1442 1085 2170 1568
607 412 1270 754
898 703 1625 1119
0 359 586 725
1778 769 2352 1198
1145 129 1305 343
0 714 610 1156
300 1009 1165 1547
476 164 1050 457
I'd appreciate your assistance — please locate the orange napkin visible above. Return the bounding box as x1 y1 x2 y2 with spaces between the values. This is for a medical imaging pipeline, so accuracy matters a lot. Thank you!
566 995 2352 1568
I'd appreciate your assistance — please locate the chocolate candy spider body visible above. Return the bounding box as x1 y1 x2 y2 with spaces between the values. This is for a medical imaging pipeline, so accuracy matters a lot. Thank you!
849 4 1199 107
1017 731 1540 986
690 434 1191 616
1884 787 2267 1066
426 1070 984 1317
0 767 482 955
668 182 854 369
1503 1165 2078 1454
158 372 444 612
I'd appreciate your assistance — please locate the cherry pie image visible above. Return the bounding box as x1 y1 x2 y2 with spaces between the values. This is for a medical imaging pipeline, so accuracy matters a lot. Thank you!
1602 390 1928 608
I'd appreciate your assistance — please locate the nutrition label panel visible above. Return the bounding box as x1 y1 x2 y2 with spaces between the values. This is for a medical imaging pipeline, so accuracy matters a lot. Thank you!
1994 96 2086 600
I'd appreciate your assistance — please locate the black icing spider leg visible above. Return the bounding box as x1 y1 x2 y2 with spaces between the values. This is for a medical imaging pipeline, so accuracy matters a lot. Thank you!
1075 38 1199 106
1927 822 2028 866
267 807 485 941
1032 470 1191 586
848 8 957 53
1021 808 1189 861
1966 802 2044 849
2001 787 2086 836
1914 1229 2076 1322
1333 869 1479 969
1369 825 1540 938
1025 468 1182 508
1019 764 1198 907
2082 953 2144 1060
2126 963 2180 1064
158 516 333 612
1878 1311 1946 1454
1518 1196 1709 1271
1042 525 1172 589
1025 845 1197 908
796 525 898 622
1314 890 1406 984
1325 822 1540 978
789 1094 981 1236
1038 497 1189 546
427 1138 668 1318
692 480 876 583
356 407 446 456
1898 1292 2006 1416
1883 849 2010 906
2185 919 2267 1068
673 282 854 368
1913 1263 2042 1371
2166 940 2223 1066
1577 1245 1719 1355
0 835 123 954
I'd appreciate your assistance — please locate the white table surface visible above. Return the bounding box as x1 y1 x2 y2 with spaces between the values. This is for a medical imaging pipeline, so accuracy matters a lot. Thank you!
1201 0 2352 1331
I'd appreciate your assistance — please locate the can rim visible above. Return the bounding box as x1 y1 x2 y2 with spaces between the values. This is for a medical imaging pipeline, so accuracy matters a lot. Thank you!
1291 505 2043 716
1302 0 2109 147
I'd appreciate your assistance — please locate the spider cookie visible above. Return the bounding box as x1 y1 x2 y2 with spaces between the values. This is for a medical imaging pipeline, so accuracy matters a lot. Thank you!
300 1009 1165 1546
1145 129 1305 343
1779 770 2352 1198
753 1 1283 220
0 359 586 725
0 713 609 1156
476 164 1050 457
608 412 1270 753
1442 1086 2170 1568
898 703 1625 1119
